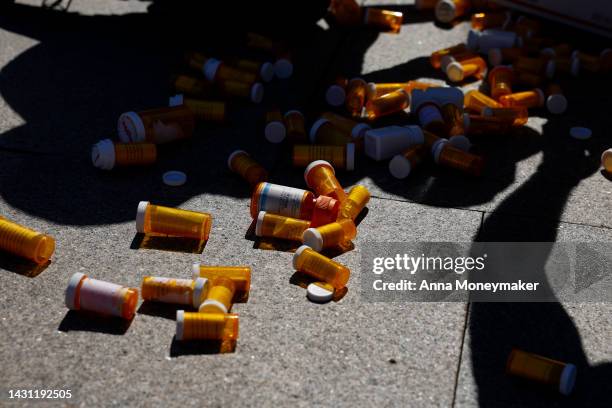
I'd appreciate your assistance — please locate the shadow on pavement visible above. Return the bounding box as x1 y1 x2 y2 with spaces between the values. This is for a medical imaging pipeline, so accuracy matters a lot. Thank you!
58 310 133 335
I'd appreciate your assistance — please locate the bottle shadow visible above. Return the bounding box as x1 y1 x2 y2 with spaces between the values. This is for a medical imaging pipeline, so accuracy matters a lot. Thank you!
58 310 133 335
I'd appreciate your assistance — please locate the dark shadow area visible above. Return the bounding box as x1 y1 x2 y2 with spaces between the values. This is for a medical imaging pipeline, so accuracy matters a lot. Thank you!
169 336 236 356
130 233 207 254
289 271 348 302
58 310 132 335
0 252 50 277
137 301 189 320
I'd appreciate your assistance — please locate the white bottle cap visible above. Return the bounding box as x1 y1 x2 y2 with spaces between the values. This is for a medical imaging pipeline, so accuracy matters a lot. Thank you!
292 245 311 270
326 84 346 107
136 201 150 233
65 272 87 310
274 58 293 79
199 298 228 314
432 138 449 164
203 58 222 81
435 0 456 24
302 228 323 252
260 62 275 82
192 262 201 280
488 48 503 66
255 211 266 237
570 126 592 140
163 171 187 186
546 94 568 115
118 111 146 143
176 310 185 340
448 135 471 152
91 139 116 170
545 60 556 79
388 154 412 179
559 364 577 396
304 160 334 185
467 29 481 51
250 83 264 104
365 82 377 100
309 118 330 143
440 55 457 72
351 123 371 139
168 94 184 107
191 277 209 309
265 121 286 143
307 282 334 303
346 143 355 171
446 61 465 82
570 57 580 77
227 149 247 170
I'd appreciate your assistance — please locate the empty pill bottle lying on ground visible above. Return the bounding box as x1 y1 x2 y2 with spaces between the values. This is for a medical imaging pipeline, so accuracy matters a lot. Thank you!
302 218 357 252
345 78 368 117
136 201 212 241
176 311 239 341
388 144 430 179
141 276 209 309
318 112 371 142
0 216 55 264
293 144 355 170
199 276 236 313
227 150 269 188
91 139 156 170
338 185 370 220
431 138 485 176
192 264 251 302
168 94 226 122
364 89 410 120
255 211 311 241
65 273 138 320
264 109 286 143
217 79 264 104
118 106 195 144
203 57 258 85
293 245 350 290
304 160 348 202
363 8 403 33
284 110 308 144
506 348 576 396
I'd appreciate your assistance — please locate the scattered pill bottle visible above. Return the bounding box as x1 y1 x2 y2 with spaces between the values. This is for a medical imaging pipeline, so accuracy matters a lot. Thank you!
65 272 138 320
445 55 488 82
199 276 236 313
432 139 484 176
168 94 226 123
217 79 264 104
176 311 239 341
202 58 258 85
91 139 156 170
141 276 209 309
601 149 612 173
466 115 513 136
364 125 424 161
284 110 308 144
440 51 479 72
326 77 348 107
227 150 268 188
303 218 357 252
255 211 311 241
435 0 470 24
293 245 350 289
506 349 576 396
572 51 601 73
488 47 524 66
388 144 429 179
192 264 251 302
320 112 371 140
431 43 469 69
513 56 555 79
304 160 348 202
309 118 353 146
265 109 287 144
464 89 502 114
250 182 315 219
553 57 580 78
345 78 368 117
0 216 55 264
413 101 446 136
229 58 274 82
488 66 514 100
482 107 528 126
173 74 213 97
471 11 510 31
136 201 212 241
338 185 370 220
118 106 195 144
440 103 468 136
364 89 410 120
293 144 355 171
499 88 545 109
467 29 519 53
246 32 283 54
366 81 438 99
364 8 403 33
545 84 567 115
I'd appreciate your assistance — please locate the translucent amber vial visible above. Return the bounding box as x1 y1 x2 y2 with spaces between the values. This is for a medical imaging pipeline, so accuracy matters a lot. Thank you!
192 264 251 302
388 144 430 179
141 276 209 309
445 55 488 82
466 115 513 136
199 276 236 313
482 107 528 126
488 47 524 66
435 0 470 24
65 272 138 320
601 149 612 173
217 80 264 104
366 81 438 99
464 90 502 114
169 94 225 123
176 311 239 341
136 201 212 241
118 106 195 144
293 144 355 171
173 74 213 97
365 89 410 120
345 78 368 117
304 160 348 203
229 58 274 82
488 66 514 100
92 139 156 170
293 245 350 289
265 109 286 144
471 11 510 30
441 103 468 137
432 139 484 176
363 8 403 33
499 89 545 109
309 119 352 146
320 112 371 140
339 185 370 220
284 110 308 144
203 58 258 85
227 150 268 187
513 56 555 79
506 349 576 396
430 43 468 69
256 211 311 241
302 218 357 252
0 216 55 264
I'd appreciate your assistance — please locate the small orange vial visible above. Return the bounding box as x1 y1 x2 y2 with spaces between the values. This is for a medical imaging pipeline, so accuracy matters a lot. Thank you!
227 150 268 188
173 74 213 97
199 276 236 313
364 89 410 120
482 107 528 126
141 276 209 309
293 144 355 171
499 88 545 109
293 245 350 289
435 0 470 24
363 8 403 33
430 43 468 69
345 78 368 117
284 110 308 144
203 58 258 84
601 149 612 173
136 201 212 241
320 112 371 140
471 11 510 30
309 118 352 146
466 115 513 136
169 94 226 123
432 139 484 176
545 84 568 115
513 56 555 79
338 185 370 220
217 79 264 104
445 55 488 82
366 81 438 99
265 109 286 144
118 106 195 144
389 144 430 179
304 160 348 203
464 90 503 114
229 58 274 82
302 218 357 252
488 47 524 66
192 264 251 302
65 272 138 320
92 139 156 170
176 311 239 341
255 211 311 241
506 349 576 396
488 66 514 100
0 216 55 264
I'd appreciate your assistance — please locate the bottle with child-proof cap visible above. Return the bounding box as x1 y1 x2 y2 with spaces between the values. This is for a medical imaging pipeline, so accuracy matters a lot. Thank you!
0 216 55 264
92 139 157 170
118 105 195 144
141 277 209 309
136 201 212 241
65 273 138 320
304 160 348 202
293 144 355 171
